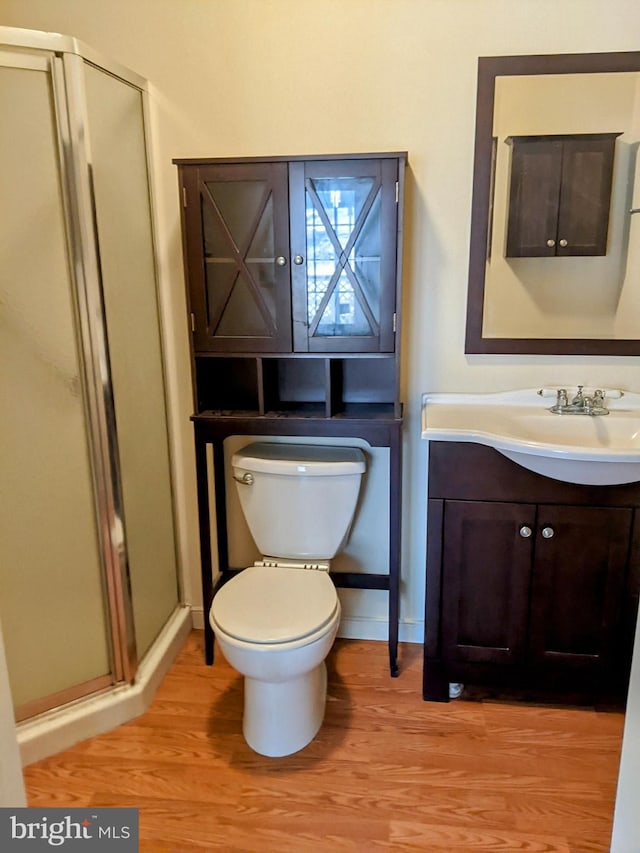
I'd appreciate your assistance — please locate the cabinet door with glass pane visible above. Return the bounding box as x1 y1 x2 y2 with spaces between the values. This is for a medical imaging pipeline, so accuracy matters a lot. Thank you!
182 162 292 352
289 159 399 353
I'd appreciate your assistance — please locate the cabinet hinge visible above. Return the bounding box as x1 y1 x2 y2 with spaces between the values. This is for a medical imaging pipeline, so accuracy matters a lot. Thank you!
182 186 188 208
392 312 397 333
190 312 196 332
395 181 399 203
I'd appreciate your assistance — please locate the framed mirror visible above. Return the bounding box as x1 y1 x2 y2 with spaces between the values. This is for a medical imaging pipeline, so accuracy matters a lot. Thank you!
465 52 640 355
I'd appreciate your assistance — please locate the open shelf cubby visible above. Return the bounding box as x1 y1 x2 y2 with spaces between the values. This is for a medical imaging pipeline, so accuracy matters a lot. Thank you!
195 357 260 412
194 355 400 418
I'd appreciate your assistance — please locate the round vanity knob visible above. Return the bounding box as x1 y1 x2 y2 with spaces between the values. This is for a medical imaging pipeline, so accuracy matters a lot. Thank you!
541 526 555 539
519 525 532 538
293 254 304 265
546 239 556 248
559 239 568 248
275 256 287 267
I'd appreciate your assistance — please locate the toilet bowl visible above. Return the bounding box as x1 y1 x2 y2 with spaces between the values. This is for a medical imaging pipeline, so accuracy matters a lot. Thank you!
211 567 341 757
209 442 365 757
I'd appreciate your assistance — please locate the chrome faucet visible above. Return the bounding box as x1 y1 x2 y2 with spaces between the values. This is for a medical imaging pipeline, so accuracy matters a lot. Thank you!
549 385 609 415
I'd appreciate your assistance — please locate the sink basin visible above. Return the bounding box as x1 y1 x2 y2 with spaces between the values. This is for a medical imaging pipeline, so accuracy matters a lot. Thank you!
421 389 640 485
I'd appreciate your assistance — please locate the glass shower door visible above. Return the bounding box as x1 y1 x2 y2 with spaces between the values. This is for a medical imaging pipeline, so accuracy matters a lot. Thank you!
82 61 179 658
0 51 113 719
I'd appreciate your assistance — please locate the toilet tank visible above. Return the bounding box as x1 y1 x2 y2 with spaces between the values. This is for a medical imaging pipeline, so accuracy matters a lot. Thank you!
232 443 366 560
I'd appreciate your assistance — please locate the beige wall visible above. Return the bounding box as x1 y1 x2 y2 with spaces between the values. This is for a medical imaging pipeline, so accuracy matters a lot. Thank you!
1 0 638 634
2 0 639 637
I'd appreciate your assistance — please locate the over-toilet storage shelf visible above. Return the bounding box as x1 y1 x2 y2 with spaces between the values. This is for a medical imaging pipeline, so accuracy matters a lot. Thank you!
174 151 407 676
194 354 401 420
192 412 403 676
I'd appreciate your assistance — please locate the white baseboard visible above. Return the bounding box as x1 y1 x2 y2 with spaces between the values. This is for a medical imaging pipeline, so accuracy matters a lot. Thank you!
191 606 205 630
338 616 423 645
18 605 192 766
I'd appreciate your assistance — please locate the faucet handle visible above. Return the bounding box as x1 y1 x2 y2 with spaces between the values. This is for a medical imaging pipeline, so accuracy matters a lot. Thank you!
556 388 568 407
571 385 585 405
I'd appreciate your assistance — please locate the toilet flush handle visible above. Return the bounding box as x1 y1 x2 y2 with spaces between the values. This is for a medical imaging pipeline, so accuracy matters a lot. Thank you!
233 471 254 485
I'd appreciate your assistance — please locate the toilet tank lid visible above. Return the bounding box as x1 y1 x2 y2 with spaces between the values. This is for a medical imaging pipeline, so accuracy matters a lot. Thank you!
232 443 366 476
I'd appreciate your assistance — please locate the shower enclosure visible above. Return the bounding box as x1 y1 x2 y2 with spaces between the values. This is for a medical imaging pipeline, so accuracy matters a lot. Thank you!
0 27 184 732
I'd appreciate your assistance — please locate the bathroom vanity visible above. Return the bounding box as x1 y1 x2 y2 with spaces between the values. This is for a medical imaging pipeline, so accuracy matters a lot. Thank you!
422 390 640 702
174 152 407 675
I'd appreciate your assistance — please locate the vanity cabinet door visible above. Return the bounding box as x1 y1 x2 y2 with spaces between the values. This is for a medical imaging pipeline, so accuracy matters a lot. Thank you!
441 500 535 666
528 505 632 677
506 134 618 258
181 162 293 352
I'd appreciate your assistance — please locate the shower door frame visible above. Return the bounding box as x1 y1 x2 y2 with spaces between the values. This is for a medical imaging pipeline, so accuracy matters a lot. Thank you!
1 27 178 721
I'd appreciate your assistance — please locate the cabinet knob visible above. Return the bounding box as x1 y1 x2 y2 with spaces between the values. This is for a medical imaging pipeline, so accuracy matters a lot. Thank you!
559 239 568 248
275 256 287 267
546 239 556 248
294 255 304 265
541 526 555 539
519 525 532 538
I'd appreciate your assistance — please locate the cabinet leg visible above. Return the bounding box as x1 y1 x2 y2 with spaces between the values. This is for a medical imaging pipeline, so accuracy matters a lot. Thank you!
205 571 232 666
388 564 399 677
195 433 215 666
423 658 449 702
204 623 214 666
388 423 402 678
389 639 399 678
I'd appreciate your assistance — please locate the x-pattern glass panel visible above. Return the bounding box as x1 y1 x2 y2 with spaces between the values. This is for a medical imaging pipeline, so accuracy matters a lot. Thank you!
201 180 277 336
305 177 381 337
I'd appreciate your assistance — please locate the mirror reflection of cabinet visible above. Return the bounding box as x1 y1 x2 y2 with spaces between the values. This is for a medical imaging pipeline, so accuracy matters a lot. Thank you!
506 133 620 258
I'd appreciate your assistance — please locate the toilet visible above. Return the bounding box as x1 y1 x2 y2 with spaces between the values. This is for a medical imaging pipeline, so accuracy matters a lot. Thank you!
209 442 366 757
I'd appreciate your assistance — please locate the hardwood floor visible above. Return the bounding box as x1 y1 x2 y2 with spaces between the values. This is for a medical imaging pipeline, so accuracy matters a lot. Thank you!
23 632 624 852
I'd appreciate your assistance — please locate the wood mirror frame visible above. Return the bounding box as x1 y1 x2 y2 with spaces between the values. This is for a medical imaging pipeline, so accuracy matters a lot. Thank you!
465 51 640 356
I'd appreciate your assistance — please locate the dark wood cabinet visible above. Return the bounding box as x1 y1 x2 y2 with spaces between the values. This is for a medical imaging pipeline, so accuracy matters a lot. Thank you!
175 153 406 420
173 153 407 675
424 442 640 701
289 158 399 353
180 161 292 353
177 155 402 355
506 133 620 257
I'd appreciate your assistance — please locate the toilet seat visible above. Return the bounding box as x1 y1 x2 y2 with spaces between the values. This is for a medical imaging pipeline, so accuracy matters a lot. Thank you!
211 566 338 645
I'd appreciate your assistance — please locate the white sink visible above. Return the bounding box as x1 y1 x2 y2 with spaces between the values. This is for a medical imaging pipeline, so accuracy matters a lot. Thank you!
421 388 640 486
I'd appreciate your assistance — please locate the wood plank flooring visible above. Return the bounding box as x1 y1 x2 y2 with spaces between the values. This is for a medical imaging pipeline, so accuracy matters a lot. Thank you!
23 632 625 852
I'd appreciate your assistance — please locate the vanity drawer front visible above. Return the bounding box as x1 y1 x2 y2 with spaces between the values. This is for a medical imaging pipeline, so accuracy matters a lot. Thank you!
428 441 640 506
